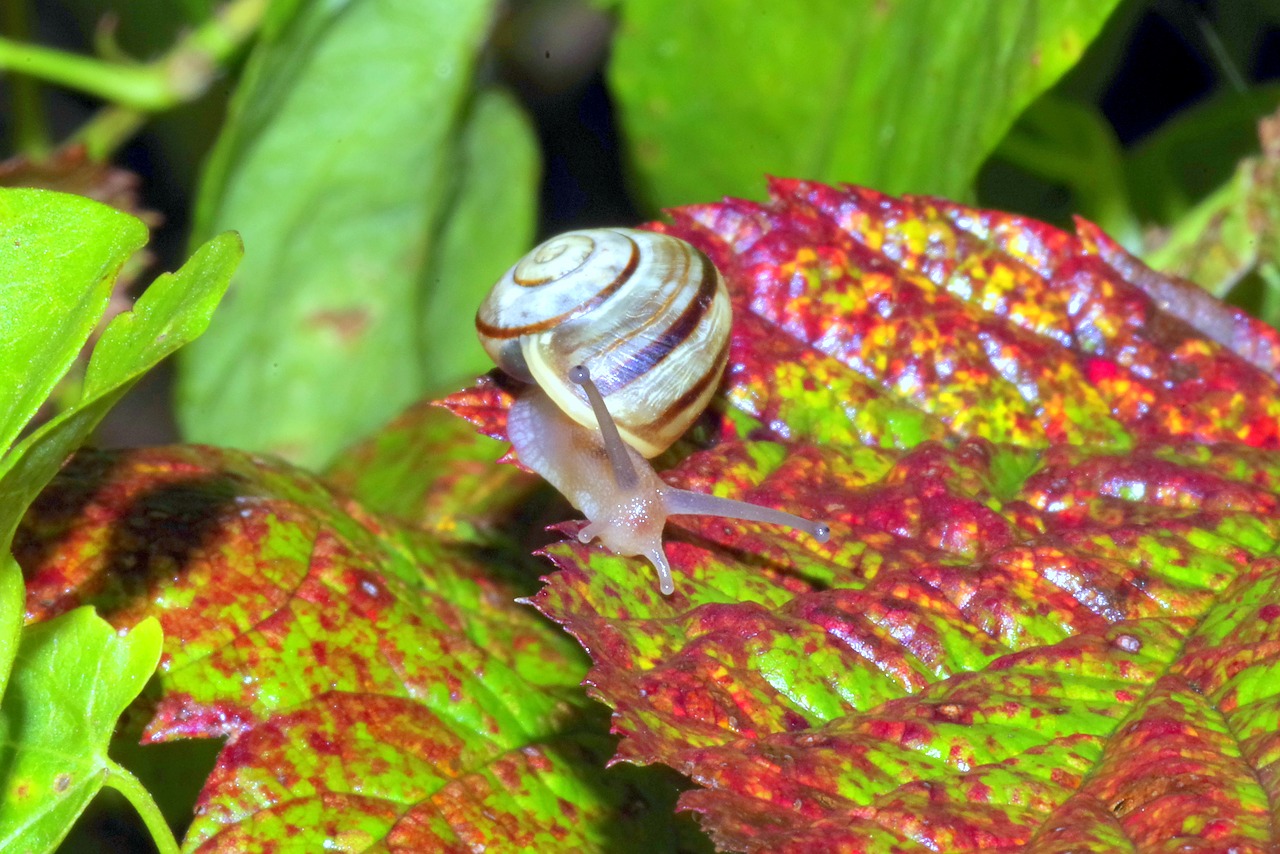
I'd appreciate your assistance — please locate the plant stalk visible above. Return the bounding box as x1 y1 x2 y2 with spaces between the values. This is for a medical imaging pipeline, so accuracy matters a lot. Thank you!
0 0 268 112
105 760 181 854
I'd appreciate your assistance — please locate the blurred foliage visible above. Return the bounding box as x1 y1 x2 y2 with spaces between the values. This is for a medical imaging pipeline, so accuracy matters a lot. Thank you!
179 0 539 466
608 0 1122 207
4 0 1279 464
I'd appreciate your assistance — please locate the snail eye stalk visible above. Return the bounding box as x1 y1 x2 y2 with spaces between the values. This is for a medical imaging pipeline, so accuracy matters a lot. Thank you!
569 364 638 490
476 228 832 596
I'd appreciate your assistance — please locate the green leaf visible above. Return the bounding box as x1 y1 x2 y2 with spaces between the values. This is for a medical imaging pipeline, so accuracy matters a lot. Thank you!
0 611 166 853
0 554 24 702
0 231 242 551
1141 135 1280 308
1133 91 1280 324
1127 84 1280 225
180 0 539 467
0 188 146 461
992 94 1140 251
0 203 233 851
610 0 1122 208
85 232 242 397
420 88 540 389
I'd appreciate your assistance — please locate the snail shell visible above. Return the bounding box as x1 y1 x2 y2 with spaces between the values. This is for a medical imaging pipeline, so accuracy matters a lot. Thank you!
475 227 831 596
476 228 732 458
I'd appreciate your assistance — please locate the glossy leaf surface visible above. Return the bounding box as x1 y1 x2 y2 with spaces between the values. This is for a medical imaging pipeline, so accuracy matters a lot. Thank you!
611 0 1122 208
445 179 1280 851
181 0 539 467
16 445 682 852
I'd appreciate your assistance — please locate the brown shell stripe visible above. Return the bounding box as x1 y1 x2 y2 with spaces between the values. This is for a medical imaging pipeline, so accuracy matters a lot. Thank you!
473 239 641 339
576 247 689 371
650 334 731 434
594 250 722 397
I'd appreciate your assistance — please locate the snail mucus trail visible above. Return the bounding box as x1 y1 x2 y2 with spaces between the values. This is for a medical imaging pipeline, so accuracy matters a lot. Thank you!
476 228 830 596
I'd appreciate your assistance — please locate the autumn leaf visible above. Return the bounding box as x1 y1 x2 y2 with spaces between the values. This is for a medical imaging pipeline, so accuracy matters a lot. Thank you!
323 398 542 542
17 178 1280 851
15 441 686 852
444 179 1280 852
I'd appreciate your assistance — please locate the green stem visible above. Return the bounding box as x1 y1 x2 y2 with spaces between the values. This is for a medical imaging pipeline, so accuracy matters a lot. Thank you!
1192 13 1247 93
74 106 147 161
105 760 181 854
0 0 49 155
0 0 267 112
0 38 174 110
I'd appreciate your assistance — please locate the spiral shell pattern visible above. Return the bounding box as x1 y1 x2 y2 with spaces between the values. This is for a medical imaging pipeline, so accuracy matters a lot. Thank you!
476 228 731 458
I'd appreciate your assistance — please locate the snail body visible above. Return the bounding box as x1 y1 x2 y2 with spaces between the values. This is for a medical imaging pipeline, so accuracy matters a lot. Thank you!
478 228 829 596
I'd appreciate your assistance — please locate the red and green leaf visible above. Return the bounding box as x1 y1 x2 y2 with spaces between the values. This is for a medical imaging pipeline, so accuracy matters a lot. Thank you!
16 178 1280 851
444 179 1280 851
15 443 681 852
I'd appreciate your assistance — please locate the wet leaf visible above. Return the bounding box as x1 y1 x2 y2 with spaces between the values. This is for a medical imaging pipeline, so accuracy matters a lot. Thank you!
444 179 1280 851
16 445 684 851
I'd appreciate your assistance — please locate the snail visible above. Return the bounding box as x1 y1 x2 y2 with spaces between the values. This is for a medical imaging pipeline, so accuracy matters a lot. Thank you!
476 228 830 596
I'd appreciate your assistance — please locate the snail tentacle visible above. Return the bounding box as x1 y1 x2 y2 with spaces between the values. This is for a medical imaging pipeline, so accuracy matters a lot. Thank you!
569 364 638 489
662 488 831 543
479 228 832 596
